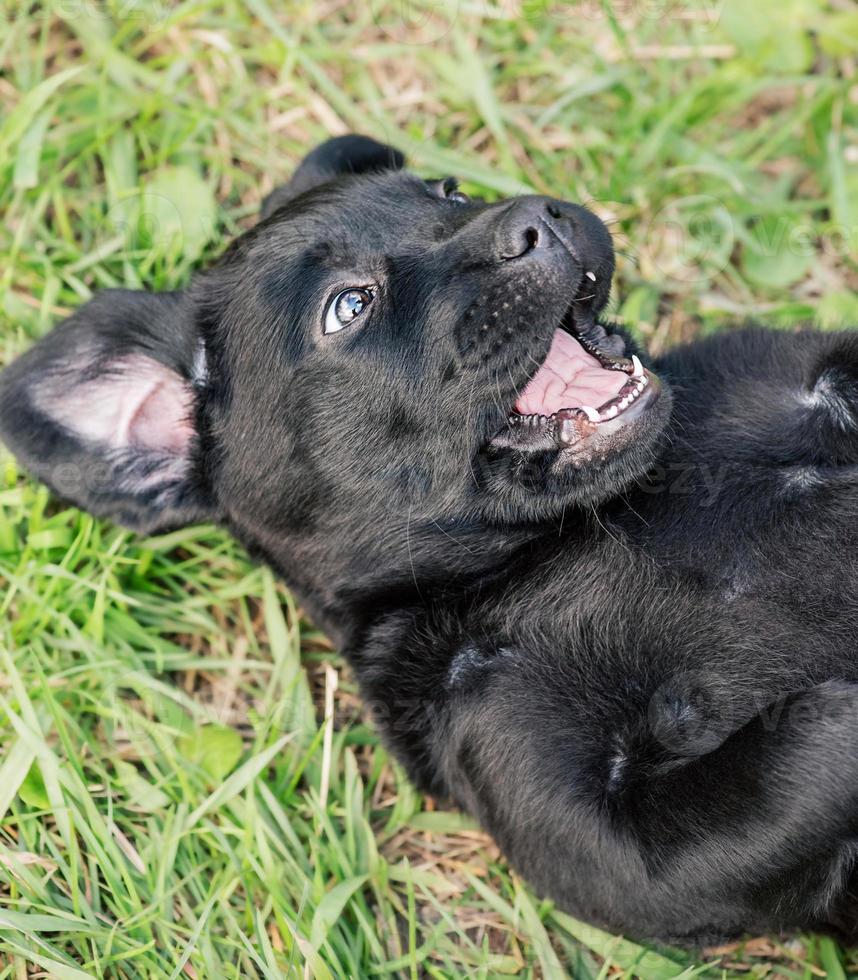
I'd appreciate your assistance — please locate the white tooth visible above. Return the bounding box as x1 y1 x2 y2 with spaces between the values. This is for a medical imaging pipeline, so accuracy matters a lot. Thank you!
631 354 644 378
581 405 600 422
585 271 597 281
607 405 618 418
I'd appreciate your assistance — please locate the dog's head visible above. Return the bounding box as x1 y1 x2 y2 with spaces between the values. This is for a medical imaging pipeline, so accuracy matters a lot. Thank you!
0 136 670 615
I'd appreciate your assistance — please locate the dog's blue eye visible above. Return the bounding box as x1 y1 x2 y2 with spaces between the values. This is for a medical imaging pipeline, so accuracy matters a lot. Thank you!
324 288 373 334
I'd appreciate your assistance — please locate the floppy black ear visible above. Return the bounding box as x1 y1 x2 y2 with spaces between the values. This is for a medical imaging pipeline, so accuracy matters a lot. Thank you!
0 289 215 534
260 134 405 219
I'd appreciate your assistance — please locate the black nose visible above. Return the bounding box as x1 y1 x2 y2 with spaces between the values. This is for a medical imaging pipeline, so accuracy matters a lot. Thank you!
495 196 608 266
495 197 582 261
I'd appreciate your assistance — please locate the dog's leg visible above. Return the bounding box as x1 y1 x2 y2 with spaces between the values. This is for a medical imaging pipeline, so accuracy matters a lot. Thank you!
743 330 858 472
446 678 858 941
794 332 858 466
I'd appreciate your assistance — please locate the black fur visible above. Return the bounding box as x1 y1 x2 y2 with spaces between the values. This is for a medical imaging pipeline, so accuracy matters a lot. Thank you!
4 135 858 943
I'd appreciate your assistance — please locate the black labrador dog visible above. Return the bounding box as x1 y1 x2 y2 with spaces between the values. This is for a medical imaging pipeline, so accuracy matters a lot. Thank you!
4 135 858 944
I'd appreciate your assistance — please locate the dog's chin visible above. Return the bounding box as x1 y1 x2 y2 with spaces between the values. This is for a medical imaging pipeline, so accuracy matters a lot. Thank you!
481 305 671 512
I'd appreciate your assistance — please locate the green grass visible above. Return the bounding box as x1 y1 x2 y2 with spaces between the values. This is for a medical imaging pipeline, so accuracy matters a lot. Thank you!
0 0 857 976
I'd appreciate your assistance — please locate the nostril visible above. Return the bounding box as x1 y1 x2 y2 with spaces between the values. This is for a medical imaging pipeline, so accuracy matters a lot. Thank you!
546 203 562 219
499 224 541 261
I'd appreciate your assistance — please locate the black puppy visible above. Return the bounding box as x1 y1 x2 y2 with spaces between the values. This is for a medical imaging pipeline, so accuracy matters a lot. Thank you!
4 135 858 943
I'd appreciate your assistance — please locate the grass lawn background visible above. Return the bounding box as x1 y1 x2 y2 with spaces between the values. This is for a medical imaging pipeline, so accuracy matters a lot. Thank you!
1 1 857 976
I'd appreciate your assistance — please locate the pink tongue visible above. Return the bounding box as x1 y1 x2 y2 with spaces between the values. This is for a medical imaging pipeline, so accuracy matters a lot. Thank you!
515 329 627 416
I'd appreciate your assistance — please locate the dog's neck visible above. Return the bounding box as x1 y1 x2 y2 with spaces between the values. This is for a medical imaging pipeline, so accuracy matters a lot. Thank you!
228 507 542 648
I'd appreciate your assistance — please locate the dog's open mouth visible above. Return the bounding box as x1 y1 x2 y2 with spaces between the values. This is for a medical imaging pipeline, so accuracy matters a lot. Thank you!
492 305 658 453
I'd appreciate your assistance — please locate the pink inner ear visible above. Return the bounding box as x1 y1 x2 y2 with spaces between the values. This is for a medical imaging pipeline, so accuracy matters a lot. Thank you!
38 354 195 455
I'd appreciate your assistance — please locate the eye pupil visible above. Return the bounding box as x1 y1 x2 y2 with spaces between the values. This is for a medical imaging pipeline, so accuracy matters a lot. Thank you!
325 287 373 334
338 290 365 321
